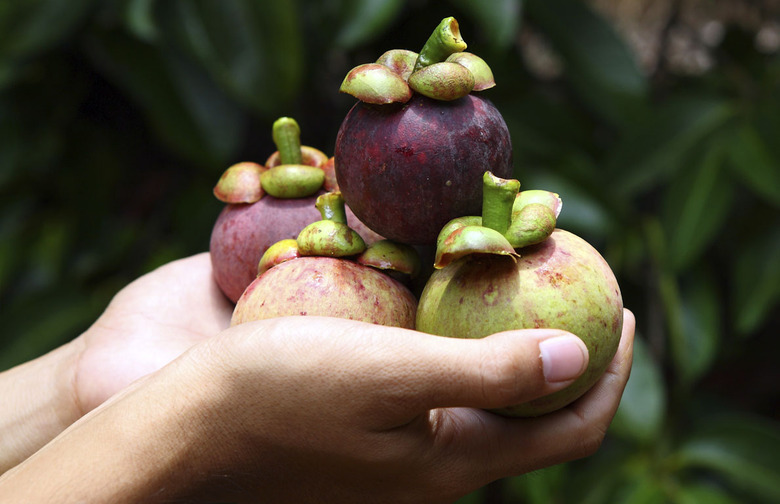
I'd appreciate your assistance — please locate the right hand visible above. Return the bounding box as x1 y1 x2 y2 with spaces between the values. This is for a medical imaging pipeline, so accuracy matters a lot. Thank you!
152 311 635 502
2 310 635 504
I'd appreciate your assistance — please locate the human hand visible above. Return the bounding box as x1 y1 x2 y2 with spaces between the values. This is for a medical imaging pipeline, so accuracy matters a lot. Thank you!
0 253 234 474
73 252 233 413
195 312 635 502
4 310 634 503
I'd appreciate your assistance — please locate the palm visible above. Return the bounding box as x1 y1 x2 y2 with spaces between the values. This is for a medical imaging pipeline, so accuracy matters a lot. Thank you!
74 253 234 412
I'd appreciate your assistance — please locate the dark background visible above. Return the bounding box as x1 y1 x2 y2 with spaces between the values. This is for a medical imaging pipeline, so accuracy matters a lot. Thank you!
1 1 778 502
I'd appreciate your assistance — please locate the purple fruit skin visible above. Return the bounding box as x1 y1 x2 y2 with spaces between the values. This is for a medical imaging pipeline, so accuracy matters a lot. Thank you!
210 196 382 303
416 229 623 417
335 94 513 245
231 257 417 328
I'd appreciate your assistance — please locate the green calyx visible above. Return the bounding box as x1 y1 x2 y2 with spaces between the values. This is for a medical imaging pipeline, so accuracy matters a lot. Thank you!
408 62 474 101
212 117 329 204
261 117 326 199
356 240 422 278
339 16 495 104
340 63 413 104
213 161 266 204
375 49 418 81
445 52 495 91
257 239 300 276
260 191 423 277
260 165 325 199
297 192 366 257
433 172 562 268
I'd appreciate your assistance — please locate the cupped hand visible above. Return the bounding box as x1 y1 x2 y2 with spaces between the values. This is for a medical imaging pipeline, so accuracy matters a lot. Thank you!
166 309 636 503
73 252 233 413
3 304 634 503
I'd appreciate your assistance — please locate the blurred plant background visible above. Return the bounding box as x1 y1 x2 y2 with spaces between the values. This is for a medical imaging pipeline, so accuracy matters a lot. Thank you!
1 0 778 502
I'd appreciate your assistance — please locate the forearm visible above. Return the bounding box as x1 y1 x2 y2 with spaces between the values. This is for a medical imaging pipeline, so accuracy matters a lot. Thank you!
0 353 238 503
0 340 83 473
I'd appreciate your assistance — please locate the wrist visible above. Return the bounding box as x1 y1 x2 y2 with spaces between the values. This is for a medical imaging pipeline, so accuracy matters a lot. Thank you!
0 338 83 473
0 348 242 502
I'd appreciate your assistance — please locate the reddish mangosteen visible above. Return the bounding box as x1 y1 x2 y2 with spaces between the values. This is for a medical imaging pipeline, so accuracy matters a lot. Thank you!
210 117 381 303
335 17 513 245
231 192 419 328
416 172 624 417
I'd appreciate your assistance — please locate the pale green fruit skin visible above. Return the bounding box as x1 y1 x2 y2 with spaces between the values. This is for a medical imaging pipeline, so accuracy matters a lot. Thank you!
416 229 623 417
232 257 417 329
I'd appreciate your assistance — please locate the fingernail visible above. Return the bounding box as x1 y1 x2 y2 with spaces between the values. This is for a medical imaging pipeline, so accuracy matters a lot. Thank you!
539 335 588 383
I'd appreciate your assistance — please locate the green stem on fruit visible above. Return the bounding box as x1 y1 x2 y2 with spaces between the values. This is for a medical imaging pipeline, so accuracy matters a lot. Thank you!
315 191 348 224
481 171 521 236
433 174 559 267
413 17 467 72
272 117 303 165
298 192 366 257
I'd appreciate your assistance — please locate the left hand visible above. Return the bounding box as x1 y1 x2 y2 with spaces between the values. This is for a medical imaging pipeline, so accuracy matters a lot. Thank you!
73 252 233 413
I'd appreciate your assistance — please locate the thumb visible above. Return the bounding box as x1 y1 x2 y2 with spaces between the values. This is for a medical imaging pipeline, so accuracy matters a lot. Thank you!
211 317 589 423
405 328 590 412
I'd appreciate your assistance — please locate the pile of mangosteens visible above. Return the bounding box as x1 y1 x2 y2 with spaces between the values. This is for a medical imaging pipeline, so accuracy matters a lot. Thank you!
208 17 623 417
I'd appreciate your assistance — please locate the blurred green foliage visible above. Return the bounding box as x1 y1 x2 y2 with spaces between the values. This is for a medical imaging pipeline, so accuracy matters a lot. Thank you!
1 0 778 502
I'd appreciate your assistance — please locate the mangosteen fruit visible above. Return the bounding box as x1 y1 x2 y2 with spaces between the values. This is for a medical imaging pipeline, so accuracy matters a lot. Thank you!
335 17 513 245
232 192 419 328
209 117 381 302
416 172 623 417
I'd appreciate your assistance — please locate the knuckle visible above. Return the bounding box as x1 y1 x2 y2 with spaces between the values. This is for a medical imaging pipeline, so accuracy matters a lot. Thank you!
573 418 609 458
476 341 529 405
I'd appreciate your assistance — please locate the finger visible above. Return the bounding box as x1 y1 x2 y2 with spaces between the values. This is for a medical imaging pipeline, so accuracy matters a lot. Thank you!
412 328 591 412
106 252 233 330
223 317 591 425
438 309 636 481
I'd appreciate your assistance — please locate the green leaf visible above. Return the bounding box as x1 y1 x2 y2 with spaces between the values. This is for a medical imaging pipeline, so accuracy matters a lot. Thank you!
615 477 668 504
610 336 666 444
506 464 566 504
674 269 722 385
0 287 106 371
662 139 733 272
335 0 405 49
675 413 780 503
564 443 642 504
123 0 159 43
0 0 98 90
154 0 304 116
450 0 522 50
499 89 595 166
453 488 484 504
731 228 780 336
0 0 98 60
0 61 16 90
605 96 733 196
673 483 740 504
85 29 246 168
726 121 780 206
525 0 647 127
0 199 32 291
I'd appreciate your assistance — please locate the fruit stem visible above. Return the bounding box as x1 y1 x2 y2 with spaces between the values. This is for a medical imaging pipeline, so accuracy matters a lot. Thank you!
272 117 303 165
413 17 467 72
481 171 520 236
315 191 348 224
298 192 366 257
